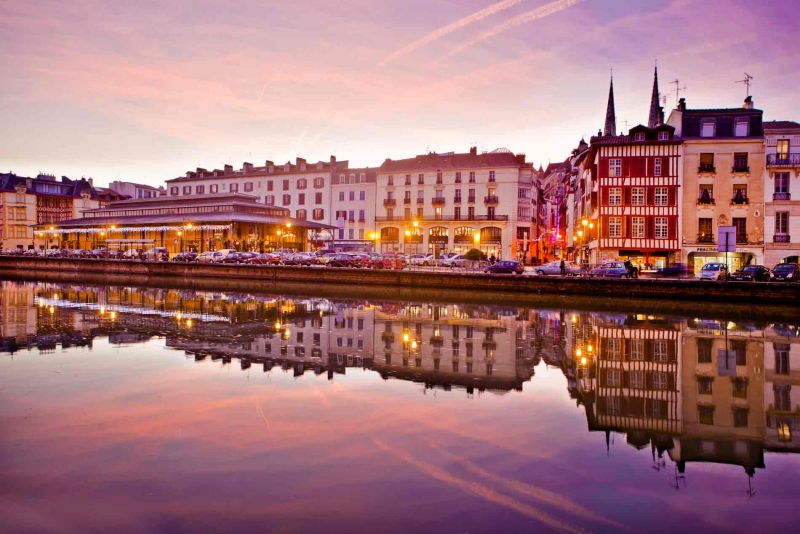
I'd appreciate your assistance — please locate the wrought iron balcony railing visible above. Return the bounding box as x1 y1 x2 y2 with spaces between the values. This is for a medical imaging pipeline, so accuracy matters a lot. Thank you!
484 195 499 204
773 192 791 201
774 233 791 243
698 164 716 173
767 153 800 166
383 198 396 206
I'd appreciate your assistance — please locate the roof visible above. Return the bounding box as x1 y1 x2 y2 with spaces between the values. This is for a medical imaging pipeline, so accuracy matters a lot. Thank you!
167 157 349 183
379 150 531 173
763 120 800 131
37 212 334 230
0 172 100 199
101 192 261 209
680 105 764 139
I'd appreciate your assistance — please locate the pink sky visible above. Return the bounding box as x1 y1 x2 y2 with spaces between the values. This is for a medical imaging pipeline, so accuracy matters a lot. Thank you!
1 0 798 186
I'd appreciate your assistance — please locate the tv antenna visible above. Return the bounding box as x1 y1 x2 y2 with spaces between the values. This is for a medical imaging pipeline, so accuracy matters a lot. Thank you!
736 73 753 98
670 79 686 108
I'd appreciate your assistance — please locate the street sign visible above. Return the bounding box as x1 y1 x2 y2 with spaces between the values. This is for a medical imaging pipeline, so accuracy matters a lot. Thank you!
717 226 736 253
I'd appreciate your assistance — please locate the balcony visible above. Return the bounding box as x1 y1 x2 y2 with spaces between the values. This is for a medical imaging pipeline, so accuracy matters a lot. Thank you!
430 335 444 346
403 197 411 204
731 196 749 205
467 196 476 203
698 164 716 173
697 197 715 205
416 197 424 204
381 332 395 342
484 195 499 205
432 197 446 206
767 153 800 167
383 198 396 207
773 192 791 201
774 233 791 243
697 234 714 244
736 234 748 244
732 166 750 173
453 197 462 204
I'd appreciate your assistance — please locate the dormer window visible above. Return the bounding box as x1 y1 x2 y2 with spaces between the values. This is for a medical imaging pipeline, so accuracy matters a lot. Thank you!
268 165 274 173
300 163 306 171
701 119 715 138
284 164 291 172
634 132 645 142
657 131 669 141
735 118 749 137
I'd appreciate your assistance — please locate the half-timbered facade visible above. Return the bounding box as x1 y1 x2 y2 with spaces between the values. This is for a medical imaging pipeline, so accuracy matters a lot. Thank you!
584 124 683 268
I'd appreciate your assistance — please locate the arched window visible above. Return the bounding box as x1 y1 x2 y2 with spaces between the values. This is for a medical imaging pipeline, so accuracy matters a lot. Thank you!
381 227 399 242
406 227 423 243
480 226 503 244
429 226 449 244
454 226 476 243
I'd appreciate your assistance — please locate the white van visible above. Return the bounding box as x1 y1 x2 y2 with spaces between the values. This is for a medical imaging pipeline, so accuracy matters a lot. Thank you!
211 249 237 263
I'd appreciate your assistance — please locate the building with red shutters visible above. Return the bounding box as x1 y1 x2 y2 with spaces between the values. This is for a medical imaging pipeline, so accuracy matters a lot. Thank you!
582 70 683 269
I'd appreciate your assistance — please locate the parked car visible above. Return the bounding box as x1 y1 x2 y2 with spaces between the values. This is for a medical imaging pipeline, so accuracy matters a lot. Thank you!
770 263 798 282
122 248 142 260
211 249 237 263
534 260 582 276
142 248 169 261
485 259 524 275
248 252 280 265
220 252 256 264
658 262 692 278
409 254 434 266
730 265 771 282
92 249 110 259
69 249 96 259
196 251 216 263
283 252 316 266
589 261 632 278
327 254 358 268
171 251 198 262
698 262 729 281
440 254 464 268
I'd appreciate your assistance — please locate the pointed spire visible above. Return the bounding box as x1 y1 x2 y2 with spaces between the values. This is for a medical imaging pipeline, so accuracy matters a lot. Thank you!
648 64 660 128
604 76 616 136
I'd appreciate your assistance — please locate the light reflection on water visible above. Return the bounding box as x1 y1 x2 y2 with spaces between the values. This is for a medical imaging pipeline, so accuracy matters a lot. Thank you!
1 280 799 534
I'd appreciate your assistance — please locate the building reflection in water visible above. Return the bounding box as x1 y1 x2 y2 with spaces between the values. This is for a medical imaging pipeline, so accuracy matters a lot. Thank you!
2 280 798 484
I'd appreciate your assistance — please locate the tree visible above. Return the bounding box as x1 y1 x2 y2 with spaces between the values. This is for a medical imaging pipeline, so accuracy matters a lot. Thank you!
463 248 486 261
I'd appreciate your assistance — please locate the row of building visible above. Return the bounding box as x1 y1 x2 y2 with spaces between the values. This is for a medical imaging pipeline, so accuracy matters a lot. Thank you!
2 281 797 475
2 69 798 269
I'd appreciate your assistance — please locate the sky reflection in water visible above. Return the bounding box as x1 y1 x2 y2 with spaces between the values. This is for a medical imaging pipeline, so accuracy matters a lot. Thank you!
1 280 799 534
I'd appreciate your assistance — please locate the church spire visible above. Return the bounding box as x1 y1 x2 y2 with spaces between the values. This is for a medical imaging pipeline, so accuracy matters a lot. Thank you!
603 75 616 136
648 64 660 128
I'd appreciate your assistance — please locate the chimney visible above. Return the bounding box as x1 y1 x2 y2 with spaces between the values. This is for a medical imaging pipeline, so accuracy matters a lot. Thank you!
678 97 686 112
224 164 233 174
88 178 93 186
469 147 477 156
296 157 306 166
196 167 207 177
515 153 526 164
243 162 253 174
330 155 336 165
743 96 754 109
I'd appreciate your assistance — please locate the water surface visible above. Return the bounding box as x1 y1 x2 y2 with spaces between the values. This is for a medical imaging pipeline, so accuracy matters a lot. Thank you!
1 281 798 534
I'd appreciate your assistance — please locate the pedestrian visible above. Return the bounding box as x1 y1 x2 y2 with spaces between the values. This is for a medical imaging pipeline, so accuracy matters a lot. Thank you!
560 258 566 276
489 253 496 265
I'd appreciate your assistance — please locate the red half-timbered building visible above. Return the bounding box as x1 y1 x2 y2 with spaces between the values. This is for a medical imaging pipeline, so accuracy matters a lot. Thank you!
586 124 683 269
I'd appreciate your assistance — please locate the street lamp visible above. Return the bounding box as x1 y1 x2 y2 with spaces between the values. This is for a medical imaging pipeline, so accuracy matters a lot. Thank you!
404 229 411 257
370 232 378 252
177 230 183 254
473 231 480 249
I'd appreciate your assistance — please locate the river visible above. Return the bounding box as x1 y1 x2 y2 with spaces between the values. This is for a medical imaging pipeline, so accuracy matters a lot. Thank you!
1 280 798 533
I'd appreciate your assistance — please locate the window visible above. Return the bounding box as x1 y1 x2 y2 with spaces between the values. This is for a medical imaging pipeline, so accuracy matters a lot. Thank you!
358 229 364 239
609 159 622 177
653 340 668 361
606 369 620 387
348 210 354 222
387 175 394 186
698 376 713 394
632 217 645 238
776 139 790 159
349 191 355 201
348 228 354 239
734 118 749 137
454 206 461 220
653 372 668 390
608 188 622 206
313 209 324 220
314 177 324 188
468 206 475 219
732 377 748 398
298 193 305 205
775 345 790 375
469 172 476 183
733 153 748 172
733 217 747 243
417 190 424 201
605 397 620 415
698 405 715 425
360 190 366 201
455 172 461 183
775 172 789 194
657 131 669 141
609 216 622 237
654 158 662 177
283 180 289 191
229 183 239 193
698 218 712 242
296 209 306 220
405 174 411 185
360 173 366 182
244 182 254 192
349 174 355 183
775 212 789 234
701 120 715 137
655 217 668 239
339 191 345 202
297 178 307 189
315 192 323 204
733 184 747 204
654 187 668 206
634 132 645 142
265 195 275 205
358 209 365 222
489 171 495 182
267 181 273 191
699 184 714 204
629 338 644 360
282 194 291 205
418 173 424 185
631 187 645 206
183 186 191 195
196 185 205 194
454 189 462 202
605 338 621 360
697 338 713 363
733 409 749 428
210 184 218 193
630 371 644 389
699 153 714 172
436 172 443 184
170 187 178 195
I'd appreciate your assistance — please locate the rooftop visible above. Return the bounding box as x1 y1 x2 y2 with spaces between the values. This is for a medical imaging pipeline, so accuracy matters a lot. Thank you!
167 156 348 183
379 147 531 173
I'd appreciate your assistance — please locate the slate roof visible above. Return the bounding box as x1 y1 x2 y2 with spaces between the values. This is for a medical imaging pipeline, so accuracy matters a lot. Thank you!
0 172 100 199
379 150 530 173
763 120 800 130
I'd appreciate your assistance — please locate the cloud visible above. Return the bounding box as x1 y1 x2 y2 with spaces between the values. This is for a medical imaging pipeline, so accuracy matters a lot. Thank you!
437 0 586 62
376 0 524 67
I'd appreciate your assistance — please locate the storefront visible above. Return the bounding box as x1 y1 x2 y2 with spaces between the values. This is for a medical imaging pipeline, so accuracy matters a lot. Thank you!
685 246 762 275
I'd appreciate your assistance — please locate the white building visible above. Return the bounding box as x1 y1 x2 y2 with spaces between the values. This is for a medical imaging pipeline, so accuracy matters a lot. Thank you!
764 120 800 266
330 168 377 251
375 147 535 260
109 181 164 199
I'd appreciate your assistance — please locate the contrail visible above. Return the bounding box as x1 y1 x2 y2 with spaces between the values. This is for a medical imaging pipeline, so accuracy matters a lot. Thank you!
438 0 585 62
376 0 524 68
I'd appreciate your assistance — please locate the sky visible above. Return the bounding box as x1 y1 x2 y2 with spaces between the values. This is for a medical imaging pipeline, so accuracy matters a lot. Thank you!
1 0 798 187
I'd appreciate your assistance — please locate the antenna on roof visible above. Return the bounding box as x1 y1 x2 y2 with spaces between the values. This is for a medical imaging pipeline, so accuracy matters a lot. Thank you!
669 79 686 108
736 73 753 98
